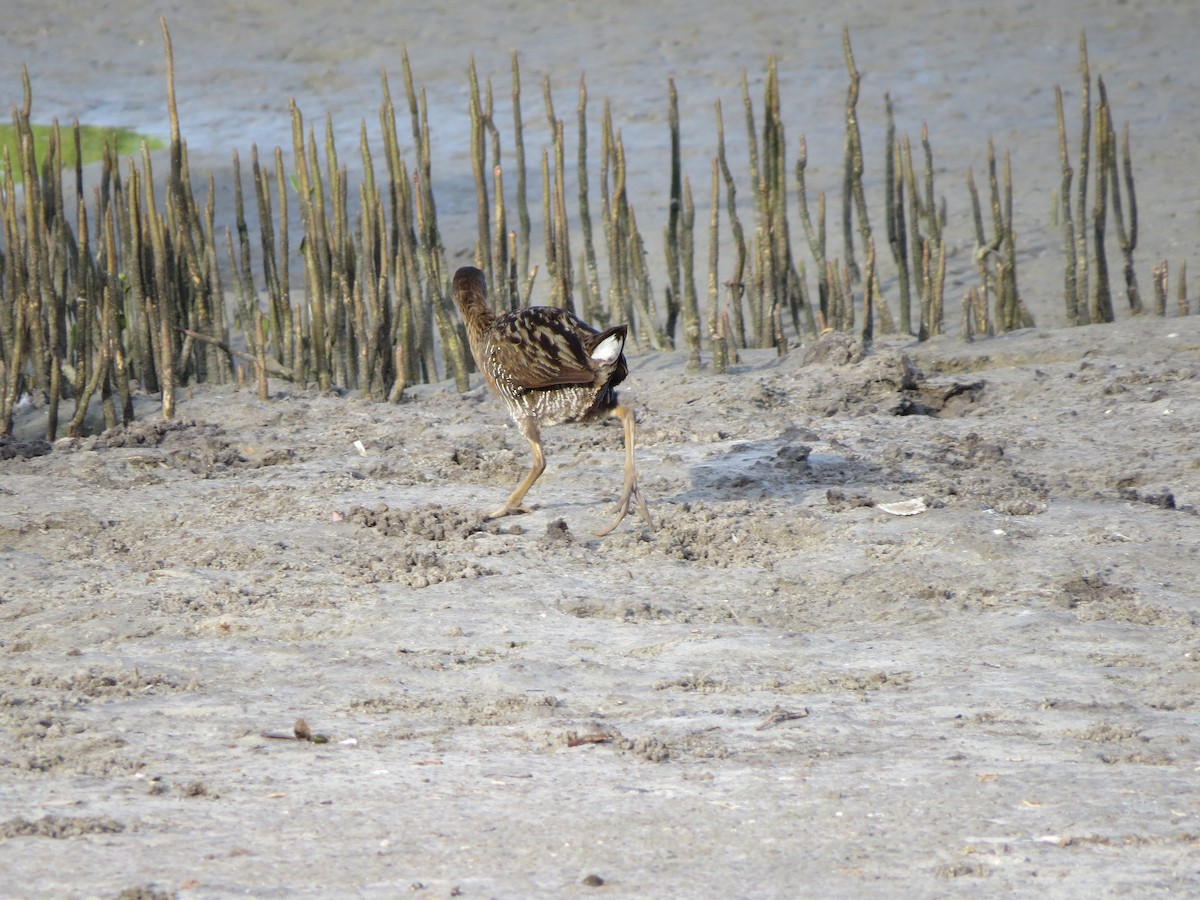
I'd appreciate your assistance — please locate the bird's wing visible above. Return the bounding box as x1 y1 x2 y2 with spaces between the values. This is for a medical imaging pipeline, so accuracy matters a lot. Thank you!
490 308 600 390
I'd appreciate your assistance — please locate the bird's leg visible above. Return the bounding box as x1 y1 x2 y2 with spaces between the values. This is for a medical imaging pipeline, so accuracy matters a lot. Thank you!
487 418 545 519
595 404 653 536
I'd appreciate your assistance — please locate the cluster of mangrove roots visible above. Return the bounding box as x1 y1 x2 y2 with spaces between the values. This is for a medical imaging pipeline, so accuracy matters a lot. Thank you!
0 22 1186 438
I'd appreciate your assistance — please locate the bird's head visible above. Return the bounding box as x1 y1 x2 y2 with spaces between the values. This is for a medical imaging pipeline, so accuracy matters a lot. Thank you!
452 266 489 315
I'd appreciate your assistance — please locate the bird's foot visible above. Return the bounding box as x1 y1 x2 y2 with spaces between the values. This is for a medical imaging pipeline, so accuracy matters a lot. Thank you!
594 481 653 537
485 503 533 521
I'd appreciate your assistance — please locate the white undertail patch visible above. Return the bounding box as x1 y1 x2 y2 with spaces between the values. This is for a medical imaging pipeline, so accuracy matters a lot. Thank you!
590 333 624 363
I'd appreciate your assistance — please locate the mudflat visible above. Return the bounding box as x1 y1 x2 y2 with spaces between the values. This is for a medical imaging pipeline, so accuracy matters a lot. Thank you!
2 1 1199 896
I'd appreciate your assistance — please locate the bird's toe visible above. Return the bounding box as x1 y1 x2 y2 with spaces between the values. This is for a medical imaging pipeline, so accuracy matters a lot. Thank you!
485 503 533 520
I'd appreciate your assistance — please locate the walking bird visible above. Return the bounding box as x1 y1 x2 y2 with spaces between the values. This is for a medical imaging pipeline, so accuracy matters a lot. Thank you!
451 266 652 536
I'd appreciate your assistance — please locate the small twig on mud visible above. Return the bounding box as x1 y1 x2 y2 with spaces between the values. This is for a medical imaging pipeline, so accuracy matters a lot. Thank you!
260 717 328 742
756 705 810 730
566 730 613 748
175 326 299 381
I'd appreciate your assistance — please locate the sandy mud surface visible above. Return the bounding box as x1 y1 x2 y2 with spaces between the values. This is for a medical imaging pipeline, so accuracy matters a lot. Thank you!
3 317 1199 897
2 1 1200 897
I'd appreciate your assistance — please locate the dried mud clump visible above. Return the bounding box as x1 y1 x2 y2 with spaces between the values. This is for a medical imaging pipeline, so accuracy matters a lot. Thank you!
0 814 125 839
1071 722 1146 744
24 668 189 698
448 445 521 484
892 378 986 417
806 345 923 416
82 418 199 450
0 703 142 776
393 552 494 589
650 501 816 568
802 331 867 366
176 780 216 799
349 692 556 726
612 729 731 762
312 542 493 589
343 502 492 541
904 432 1050 515
620 734 672 762
78 419 248 474
114 886 177 900
801 336 986 418
1054 575 1184 627
1117 485 1177 510
337 503 497 586
935 861 992 879
1056 574 1136 609
825 488 876 511
327 544 493 588
540 518 573 546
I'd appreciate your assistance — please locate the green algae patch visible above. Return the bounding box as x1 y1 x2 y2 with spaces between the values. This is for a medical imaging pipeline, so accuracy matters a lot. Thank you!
0 122 163 183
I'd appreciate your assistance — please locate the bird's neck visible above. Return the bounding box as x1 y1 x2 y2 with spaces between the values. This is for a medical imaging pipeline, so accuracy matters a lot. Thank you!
456 294 497 356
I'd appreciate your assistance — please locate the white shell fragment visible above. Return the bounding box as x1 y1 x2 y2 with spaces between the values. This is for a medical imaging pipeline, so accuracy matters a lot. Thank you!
877 497 928 516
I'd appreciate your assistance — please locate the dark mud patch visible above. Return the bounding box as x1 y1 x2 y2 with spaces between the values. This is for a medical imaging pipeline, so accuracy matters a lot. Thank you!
892 378 987 417
0 436 52 460
1117 484 1180 510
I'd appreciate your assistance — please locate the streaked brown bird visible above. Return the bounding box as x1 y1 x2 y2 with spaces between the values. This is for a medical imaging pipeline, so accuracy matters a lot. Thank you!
451 265 652 536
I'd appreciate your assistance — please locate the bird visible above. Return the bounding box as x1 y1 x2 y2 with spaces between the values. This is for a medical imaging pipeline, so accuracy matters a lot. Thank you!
451 265 652 536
